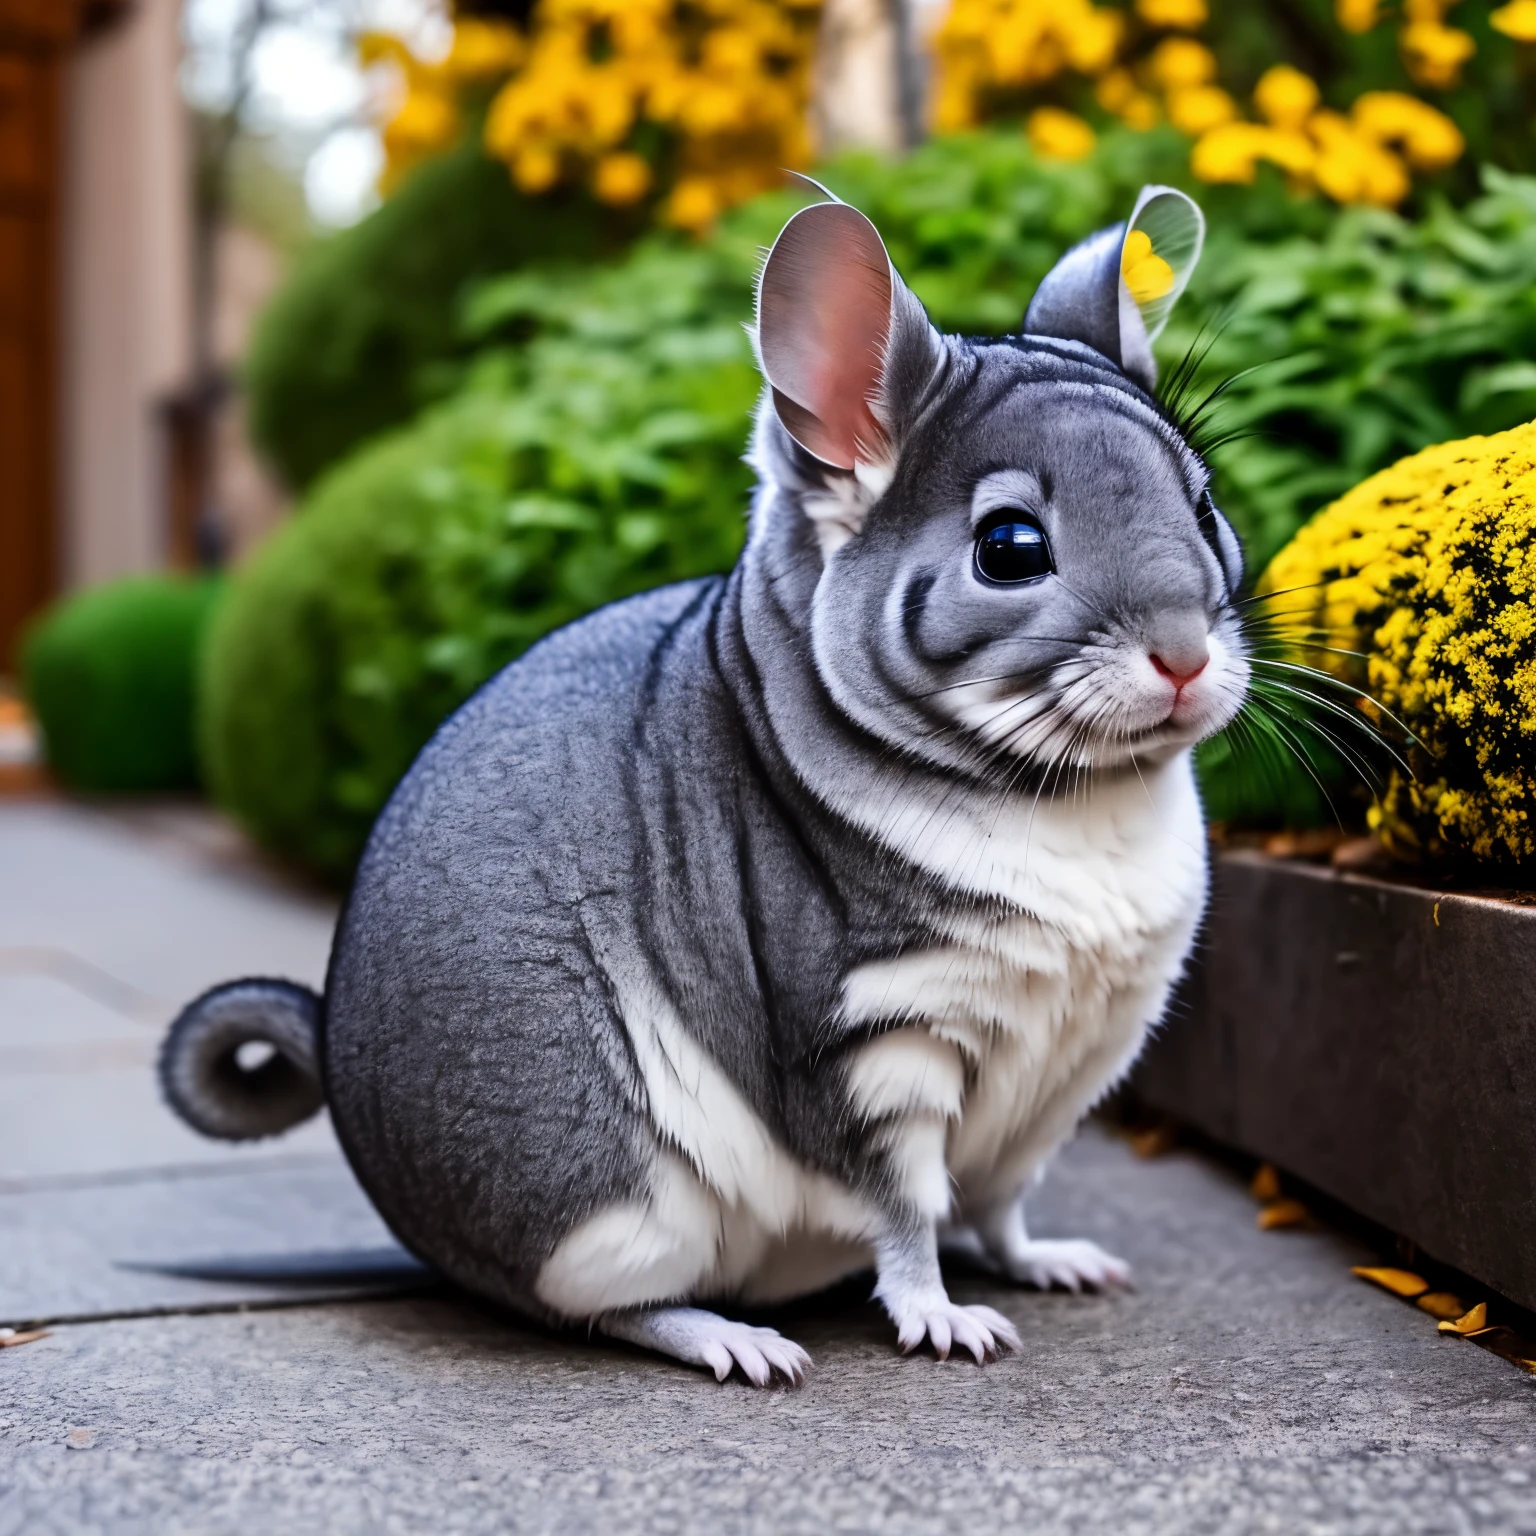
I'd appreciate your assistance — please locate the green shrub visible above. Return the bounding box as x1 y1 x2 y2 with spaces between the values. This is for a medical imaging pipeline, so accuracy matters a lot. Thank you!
209 126 1536 873
244 140 614 491
24 576 223 794
204 241 759 877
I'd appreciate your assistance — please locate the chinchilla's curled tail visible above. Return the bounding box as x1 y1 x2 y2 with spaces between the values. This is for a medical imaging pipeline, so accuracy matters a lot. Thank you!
159 979 324 1140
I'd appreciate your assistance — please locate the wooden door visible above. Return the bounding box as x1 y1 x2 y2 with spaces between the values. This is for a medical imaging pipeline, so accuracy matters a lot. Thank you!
0 0 76 670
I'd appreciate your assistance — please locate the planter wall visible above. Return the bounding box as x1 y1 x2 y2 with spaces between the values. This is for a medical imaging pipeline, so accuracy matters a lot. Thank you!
1133 849 1536 1311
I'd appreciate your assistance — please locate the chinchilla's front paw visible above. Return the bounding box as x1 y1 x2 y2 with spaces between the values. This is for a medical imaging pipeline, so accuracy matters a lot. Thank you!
887 1294 1021 1363
999 1237 1132 1293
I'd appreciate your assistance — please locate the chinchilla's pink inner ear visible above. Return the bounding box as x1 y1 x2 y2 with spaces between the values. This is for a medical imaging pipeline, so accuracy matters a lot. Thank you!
756 202 894 472
1023 185 1204 393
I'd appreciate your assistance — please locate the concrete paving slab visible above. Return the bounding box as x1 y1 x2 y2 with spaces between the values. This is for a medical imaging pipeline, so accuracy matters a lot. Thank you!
0 801 342 1183
0 1071 341 1186
3 1127 1534 1535
0 1157 421 1325
0 802 336 1009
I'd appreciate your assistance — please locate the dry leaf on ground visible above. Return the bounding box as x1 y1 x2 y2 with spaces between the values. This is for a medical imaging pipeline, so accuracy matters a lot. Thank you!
1351 1266 1430 1299
1263 829 1346 859
1257 1198 1310 1230
1250 1163 1282 1202
1439 1302 1490 1335
1416 1291 1468 1320
0 1329 50 1349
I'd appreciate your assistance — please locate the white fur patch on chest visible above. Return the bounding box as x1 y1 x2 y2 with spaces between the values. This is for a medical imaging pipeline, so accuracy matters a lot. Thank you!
838 754 1208 1207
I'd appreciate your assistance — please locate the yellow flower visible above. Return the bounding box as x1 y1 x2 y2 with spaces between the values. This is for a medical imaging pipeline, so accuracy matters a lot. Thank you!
1096 67 1161 130
1121 228 1175 302
1335 0 1381 32
1094 67 1138 113
665 176 722 233
1309 109 1411 204
1400 22 1477 88
1190 121 1314 184
1135 0 1207 28
383 89 459 156
1027 106 1096 161
1492 0 1536 40
1061 8 1123 73
1351 91 1464 172
446 19 525 81
513 144 561 193
1166 83 1237 135
592 150 653 205
1147 38 1218 89
1253 65 1321 130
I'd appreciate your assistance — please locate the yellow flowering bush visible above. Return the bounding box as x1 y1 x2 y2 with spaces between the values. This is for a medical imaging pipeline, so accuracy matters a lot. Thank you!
930 0 1467 206
1262 422 1536 866
366 0 820 231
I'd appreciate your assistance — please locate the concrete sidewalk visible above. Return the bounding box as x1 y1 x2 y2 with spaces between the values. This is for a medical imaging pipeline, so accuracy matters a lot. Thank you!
2 799 1534 1534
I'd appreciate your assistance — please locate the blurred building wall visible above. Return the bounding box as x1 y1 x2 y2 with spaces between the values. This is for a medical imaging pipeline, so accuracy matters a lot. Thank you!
212 220 288 562
61 0 192 589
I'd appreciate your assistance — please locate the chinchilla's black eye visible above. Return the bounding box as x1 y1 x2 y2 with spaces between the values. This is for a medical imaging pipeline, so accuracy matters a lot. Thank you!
974 514 1053 585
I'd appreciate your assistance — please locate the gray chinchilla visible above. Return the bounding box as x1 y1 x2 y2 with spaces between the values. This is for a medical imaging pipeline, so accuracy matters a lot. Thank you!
161 184 1248 1385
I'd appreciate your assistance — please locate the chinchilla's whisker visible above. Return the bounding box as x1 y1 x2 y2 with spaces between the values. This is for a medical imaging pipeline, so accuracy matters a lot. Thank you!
1248 671 1414 774
1237 699 1347 824
1231 580 1335 610
909 652 1086 702
1246 675 1394 794
1248 688 1391 792
1051 576 1122 628
1249 658 1423 750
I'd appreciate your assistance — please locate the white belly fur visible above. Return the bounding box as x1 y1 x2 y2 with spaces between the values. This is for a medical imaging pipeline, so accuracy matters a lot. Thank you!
534 753 1207 1318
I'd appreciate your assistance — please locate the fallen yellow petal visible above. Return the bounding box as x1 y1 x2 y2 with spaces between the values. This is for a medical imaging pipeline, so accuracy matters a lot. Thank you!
1257 1198 1310 1230
1250 1163 1282 1202
1416 1291 1467 1321
1351 1265 1429 1299
1439 1302 1489 1335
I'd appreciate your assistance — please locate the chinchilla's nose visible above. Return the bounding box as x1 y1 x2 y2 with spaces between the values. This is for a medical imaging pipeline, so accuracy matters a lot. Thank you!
1144 609 1210 689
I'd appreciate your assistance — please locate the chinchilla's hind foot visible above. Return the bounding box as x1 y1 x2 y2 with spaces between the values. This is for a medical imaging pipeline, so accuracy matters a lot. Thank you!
159 978 323 1140
602 1306 811 1386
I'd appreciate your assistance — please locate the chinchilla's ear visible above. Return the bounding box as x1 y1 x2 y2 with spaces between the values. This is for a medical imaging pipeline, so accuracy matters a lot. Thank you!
755 200 939 475
1023 185 1204 392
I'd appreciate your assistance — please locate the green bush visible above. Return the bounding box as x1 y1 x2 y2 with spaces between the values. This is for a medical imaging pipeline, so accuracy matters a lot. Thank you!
209 126 1536 874
204 242 760 877
245 140 614 491
24 576 223 794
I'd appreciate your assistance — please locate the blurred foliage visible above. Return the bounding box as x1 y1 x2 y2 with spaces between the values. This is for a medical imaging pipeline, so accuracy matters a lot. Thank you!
210 124 1536 872
204 241 760 877
1168 163 1536 573
219 129 315 256
244 138 614 491
250 2 1533 494
24 578 223 795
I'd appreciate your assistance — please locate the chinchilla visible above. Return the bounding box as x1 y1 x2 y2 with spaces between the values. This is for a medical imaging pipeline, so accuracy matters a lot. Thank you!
161 184 1248 1385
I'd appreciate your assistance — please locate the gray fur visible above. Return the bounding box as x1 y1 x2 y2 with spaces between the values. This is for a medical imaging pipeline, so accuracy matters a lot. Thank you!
165 189 1249 1362
1024 225 1133 383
